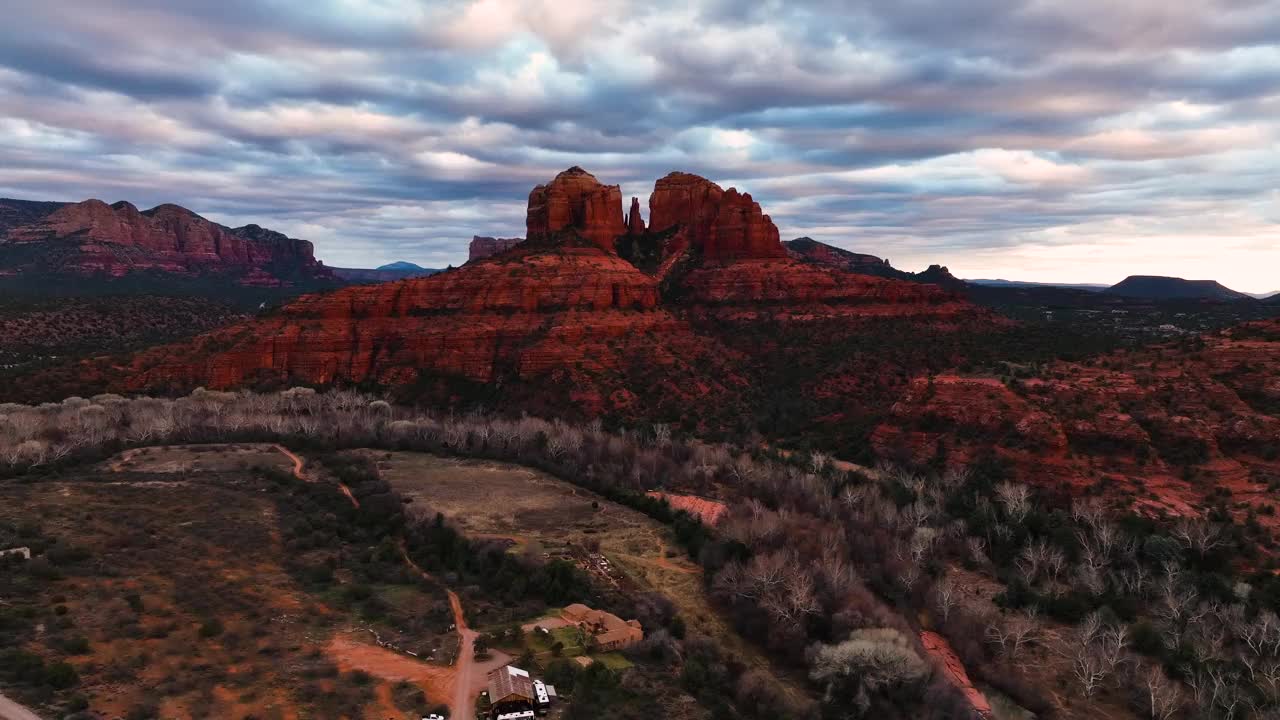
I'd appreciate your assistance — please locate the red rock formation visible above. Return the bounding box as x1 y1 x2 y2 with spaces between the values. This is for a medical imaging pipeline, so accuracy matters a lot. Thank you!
1 198 330 285
647 172 786 263
468 235 523 262
785 238 967 291
526 167 625 251
626 197 645 236
43 166 985 427
679 259 961 313
118 242 745 419
785 238 889 270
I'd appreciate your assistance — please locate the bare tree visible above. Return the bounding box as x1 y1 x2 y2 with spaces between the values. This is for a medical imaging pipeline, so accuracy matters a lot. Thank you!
932 575 960 623
1144 666 1184 720
1172 519 1223 559
1072 645 1109 697
986 611 1040 660
995 482 1032 524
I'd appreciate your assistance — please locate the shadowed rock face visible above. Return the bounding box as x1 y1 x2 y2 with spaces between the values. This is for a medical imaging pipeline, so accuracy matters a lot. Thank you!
1 198 330 285
647 172 786 263
526 166 626 251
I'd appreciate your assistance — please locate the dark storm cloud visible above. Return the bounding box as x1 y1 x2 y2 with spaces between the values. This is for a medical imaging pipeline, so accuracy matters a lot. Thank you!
0 0 1277 287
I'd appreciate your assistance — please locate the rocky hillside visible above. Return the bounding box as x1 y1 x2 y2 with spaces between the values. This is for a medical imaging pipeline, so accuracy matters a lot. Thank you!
0 197 335 286
784 237 966 291
872 318 1280 520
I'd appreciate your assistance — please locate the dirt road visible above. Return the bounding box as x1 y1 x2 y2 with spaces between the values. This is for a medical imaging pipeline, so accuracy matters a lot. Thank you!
400 544 487 719
0 694 43 720
448 589 480 719
272 445 359 508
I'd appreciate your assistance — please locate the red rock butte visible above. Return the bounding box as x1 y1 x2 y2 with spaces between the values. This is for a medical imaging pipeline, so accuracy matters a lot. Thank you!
647 172 786 263
526 166 626 251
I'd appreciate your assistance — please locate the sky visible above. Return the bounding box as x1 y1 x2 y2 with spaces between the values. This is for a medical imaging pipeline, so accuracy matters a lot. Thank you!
1 1 1278 291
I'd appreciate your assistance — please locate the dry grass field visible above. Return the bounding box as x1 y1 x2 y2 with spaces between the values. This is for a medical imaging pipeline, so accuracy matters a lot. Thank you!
364 451 808 699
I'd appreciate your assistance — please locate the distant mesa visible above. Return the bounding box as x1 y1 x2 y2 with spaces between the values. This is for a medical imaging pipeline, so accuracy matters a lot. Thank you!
331 261 440 284
1105 275 1252 301
377 261 425 272
0 196 333 287
468 235 523 261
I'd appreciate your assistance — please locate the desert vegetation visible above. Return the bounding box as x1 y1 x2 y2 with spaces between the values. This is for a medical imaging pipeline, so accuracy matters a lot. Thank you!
4 388 1280 718
0 294 245 358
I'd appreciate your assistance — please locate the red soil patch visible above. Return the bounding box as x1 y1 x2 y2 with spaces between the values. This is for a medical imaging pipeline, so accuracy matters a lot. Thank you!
326 635 454 704
647 491 727 526
920 631 993 718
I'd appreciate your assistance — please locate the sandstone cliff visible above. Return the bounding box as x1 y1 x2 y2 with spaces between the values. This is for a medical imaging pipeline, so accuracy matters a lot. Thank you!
0 198 332 285
468 235 523 262
526 167 625 251
648 172 786 263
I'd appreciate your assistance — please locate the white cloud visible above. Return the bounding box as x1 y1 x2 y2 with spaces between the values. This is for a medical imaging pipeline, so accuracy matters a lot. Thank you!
0 0 1276 287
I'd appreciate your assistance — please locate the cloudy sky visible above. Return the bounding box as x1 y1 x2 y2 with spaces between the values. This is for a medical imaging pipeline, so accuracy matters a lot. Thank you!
1 0 1279 291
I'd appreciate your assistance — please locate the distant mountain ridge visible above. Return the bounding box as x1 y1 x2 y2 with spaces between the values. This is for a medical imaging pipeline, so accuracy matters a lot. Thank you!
0 196 334 287
783 237 966 290
968 279 1110 291
1105 275 1252 301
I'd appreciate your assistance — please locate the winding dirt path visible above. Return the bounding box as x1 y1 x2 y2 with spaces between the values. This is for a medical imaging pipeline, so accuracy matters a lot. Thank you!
271 445 359 508
399 544 481 720
284 447 478 717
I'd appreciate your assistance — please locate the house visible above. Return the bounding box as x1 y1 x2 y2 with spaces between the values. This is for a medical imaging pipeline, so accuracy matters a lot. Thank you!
487 665 557 718
489 665 534 711
560 603 644 651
